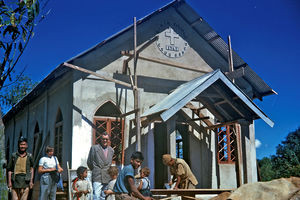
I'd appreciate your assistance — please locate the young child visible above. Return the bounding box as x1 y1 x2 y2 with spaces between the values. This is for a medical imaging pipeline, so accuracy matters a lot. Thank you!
104 166 119 200
72 166 92 200
136 167 152 197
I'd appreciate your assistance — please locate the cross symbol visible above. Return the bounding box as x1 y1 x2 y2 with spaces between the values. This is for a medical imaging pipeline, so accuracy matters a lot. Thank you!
165 27 179 45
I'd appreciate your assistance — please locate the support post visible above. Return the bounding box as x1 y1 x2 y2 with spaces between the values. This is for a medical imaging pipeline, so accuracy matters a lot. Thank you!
235 123 243 187
228 35 234 83
133 17 141 152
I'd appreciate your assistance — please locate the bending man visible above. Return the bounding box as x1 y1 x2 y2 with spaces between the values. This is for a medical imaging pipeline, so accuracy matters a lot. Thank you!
162 154 198 189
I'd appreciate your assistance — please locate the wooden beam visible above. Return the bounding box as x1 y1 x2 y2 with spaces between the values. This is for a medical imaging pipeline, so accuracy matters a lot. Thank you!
121 51 211 73
64 62 133 89
214 96 239 106
226 67 245 80
134 17 141 152
122 36 159 73
151 189 233 196
189 116 210 121
228 35 234 83
119 108 139 117
204 120 238 130
212 85 245 118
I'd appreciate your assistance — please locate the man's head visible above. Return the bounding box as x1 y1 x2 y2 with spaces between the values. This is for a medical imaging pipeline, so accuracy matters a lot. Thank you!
100 132 110 148
162 154 175 166
18 136 28 153
130 151 144 169
45 145 54 157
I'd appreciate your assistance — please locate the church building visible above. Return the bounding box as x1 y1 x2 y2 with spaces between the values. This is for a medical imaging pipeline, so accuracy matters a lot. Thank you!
4 0 275 189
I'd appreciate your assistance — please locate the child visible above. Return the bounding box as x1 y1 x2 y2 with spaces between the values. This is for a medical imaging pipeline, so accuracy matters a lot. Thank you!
104 166 119 200
136 167 152 197
72 166 92 200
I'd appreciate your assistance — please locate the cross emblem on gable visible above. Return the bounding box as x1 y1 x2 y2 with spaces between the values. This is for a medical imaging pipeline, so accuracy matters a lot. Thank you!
165 27 179 45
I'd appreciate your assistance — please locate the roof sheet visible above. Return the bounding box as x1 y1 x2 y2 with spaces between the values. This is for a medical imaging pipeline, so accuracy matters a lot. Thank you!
141 69 274 127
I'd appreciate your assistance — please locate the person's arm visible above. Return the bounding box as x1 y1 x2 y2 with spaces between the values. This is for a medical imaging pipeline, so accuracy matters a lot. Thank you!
127 176 152 200
87 147 94 170
137 179 143 190
38 166 56 174
104 189 114 195
173 176 181 190
57 164 63 173
30 167 34 189
8 171 12 189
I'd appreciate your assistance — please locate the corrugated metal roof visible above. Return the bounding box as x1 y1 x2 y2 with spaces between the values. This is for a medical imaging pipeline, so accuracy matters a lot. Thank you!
3 0 276 122
141 69 274 127
175 2 276 99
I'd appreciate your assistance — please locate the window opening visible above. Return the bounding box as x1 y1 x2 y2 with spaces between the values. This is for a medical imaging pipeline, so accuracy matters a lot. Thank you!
217 125 236 163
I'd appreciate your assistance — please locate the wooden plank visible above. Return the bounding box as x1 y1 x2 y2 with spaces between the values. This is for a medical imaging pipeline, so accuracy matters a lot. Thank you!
64 62 133 89
121 52 211 73
151 189 233 196
119 108 139 117
204 120 238 130
235 123 243 187
133 17 141 152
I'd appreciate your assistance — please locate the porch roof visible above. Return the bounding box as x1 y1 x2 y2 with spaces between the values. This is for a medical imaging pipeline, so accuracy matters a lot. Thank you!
141 69 274 127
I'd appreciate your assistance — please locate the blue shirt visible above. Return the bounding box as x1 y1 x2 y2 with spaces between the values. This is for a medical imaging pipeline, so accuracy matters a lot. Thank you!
113 165 134 194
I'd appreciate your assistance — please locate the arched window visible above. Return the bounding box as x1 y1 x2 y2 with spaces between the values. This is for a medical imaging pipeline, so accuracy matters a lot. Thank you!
94 101 124 165
33 122 42 161
55 108 63 163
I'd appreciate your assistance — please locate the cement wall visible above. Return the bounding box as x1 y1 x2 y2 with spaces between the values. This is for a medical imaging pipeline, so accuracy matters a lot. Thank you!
4 73 73 179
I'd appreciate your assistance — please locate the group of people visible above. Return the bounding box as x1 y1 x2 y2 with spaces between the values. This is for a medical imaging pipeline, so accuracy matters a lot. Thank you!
7 133 198 200
7 136 63 200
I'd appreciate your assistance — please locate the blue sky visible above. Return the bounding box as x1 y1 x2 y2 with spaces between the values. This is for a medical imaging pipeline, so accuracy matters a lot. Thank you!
13 0 300 159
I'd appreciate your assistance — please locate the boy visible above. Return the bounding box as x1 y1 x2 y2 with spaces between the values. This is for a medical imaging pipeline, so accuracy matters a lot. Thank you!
104 166 119 200
113 152 152 200
72 166 92 200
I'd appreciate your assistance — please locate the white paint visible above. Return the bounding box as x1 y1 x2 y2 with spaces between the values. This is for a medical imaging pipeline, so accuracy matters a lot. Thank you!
72 114 92 169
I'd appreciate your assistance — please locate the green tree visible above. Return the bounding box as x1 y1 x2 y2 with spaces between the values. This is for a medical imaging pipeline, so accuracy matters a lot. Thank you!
0 74 38 114
0 1 47 199
258 157 276 181
259 127 300 181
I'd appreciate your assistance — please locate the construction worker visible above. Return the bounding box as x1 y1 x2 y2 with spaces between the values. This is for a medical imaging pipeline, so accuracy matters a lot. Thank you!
162 154 198 189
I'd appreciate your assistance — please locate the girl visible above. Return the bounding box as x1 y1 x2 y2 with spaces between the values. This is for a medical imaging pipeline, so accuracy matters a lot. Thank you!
72 166 92 200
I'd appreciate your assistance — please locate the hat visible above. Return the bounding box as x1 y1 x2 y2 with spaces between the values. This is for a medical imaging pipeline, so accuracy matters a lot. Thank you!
162 154 172 165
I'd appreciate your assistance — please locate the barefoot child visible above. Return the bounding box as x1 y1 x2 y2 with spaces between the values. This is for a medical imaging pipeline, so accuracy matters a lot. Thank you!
104 166 119 200
72 166 92 200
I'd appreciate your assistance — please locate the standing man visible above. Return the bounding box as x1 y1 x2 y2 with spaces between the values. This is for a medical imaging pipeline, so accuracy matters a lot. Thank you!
87 133 114 200
113 151 152 200
7 136 34 200
162 154 198 189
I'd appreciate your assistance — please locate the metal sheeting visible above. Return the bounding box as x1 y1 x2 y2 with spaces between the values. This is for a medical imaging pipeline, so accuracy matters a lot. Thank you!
175 1 276 99
141 69 274 127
